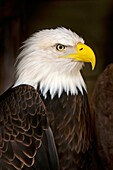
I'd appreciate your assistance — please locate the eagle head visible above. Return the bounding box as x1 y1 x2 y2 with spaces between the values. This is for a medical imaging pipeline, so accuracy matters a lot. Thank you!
14 27 96 98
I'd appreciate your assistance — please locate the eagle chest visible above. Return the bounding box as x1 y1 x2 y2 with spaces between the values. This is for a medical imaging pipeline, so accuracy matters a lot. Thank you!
42 91 90 153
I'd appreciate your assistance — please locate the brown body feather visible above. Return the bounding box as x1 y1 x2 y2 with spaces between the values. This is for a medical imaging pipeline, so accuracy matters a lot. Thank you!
40 89 100 170
0 85 59 170
0 84 102 170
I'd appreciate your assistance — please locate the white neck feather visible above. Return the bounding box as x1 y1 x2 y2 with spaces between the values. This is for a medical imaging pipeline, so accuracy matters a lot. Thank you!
39 71 86 99
14 59 86 99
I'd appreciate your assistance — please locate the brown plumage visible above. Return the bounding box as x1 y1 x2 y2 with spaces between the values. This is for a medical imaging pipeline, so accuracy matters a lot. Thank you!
0 85 59 170
41 89 92 169
90 64 113 170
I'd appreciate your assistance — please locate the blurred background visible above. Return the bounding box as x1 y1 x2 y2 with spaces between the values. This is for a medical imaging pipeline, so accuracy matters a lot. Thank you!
0 0 113 97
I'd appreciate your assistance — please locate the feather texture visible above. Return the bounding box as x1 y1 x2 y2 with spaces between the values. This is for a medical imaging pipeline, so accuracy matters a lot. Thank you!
0 85 59 170
39 88 98 169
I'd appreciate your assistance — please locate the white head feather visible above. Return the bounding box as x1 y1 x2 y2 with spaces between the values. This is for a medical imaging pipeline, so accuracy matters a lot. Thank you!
14 27 86 99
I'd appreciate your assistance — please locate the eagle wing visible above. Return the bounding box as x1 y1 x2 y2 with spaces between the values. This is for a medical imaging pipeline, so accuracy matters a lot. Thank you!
90 64 113 169
0 85 59 170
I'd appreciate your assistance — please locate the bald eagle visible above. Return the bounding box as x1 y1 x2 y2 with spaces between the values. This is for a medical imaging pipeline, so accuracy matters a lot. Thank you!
90 64 113 170
0 27 98 170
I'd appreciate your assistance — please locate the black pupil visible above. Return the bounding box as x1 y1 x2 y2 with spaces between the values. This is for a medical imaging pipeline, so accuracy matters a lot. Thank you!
59 45 63 49
56 44 65 50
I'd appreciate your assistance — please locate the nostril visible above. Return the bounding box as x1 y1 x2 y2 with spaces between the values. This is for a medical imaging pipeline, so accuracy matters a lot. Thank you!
79 48 83 51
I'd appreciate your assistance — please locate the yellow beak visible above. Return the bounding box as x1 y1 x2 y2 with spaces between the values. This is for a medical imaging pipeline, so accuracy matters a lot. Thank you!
62 43 96 70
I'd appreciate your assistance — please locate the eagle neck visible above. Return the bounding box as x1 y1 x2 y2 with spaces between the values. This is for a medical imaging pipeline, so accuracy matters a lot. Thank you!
38 71 87 99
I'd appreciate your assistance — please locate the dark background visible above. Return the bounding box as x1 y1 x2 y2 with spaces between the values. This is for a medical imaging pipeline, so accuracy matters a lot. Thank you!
0 0 113 97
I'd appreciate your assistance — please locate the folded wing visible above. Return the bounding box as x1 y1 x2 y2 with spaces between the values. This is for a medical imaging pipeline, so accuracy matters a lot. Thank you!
0 85 59 170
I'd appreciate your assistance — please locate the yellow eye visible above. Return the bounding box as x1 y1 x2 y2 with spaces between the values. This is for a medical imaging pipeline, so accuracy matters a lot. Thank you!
56 44 65 51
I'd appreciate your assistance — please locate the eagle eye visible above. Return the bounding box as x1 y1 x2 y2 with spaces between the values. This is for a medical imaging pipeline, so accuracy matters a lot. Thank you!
56 44 65 51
